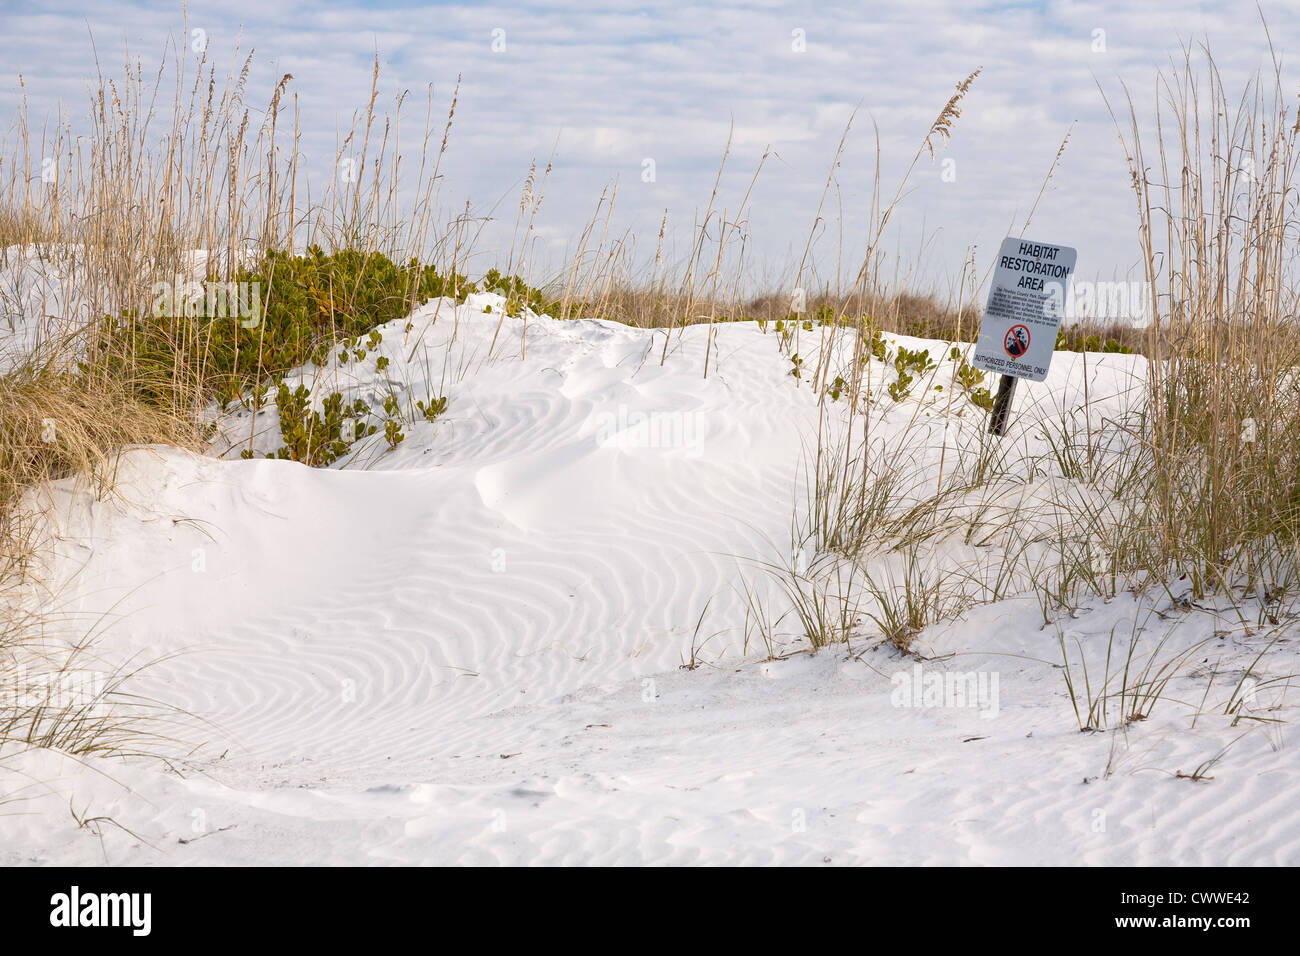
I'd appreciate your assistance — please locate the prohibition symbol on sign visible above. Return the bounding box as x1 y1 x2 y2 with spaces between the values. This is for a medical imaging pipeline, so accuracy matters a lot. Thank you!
1004 324 1030 358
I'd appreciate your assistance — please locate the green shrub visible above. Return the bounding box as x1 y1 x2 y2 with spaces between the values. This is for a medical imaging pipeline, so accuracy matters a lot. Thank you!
416 396 448 421
479 268 563 318
243 383 378 467
887 346 935 402
84 247 479 411
79 247 500 467
949 346 995 411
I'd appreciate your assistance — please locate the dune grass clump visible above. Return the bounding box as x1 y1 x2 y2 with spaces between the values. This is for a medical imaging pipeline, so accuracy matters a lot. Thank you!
0 364 194 526
763 36 1300 677
0 619 183 762
0 361 194 630
0 363 195 765
1103 40 1300 599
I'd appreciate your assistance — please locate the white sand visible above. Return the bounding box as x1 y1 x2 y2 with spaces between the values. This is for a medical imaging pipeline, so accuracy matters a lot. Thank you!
3 294 1297 865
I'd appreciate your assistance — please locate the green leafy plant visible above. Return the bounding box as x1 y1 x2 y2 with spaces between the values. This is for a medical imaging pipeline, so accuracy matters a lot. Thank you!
416 396 448 421
246 384 378 467
865 326 887 362
949 346 995 410
480 268 564 318
886 346 935 402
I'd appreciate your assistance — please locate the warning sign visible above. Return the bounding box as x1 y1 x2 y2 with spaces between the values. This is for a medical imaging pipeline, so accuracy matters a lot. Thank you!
1004 324 1030 358
973 237 1077 382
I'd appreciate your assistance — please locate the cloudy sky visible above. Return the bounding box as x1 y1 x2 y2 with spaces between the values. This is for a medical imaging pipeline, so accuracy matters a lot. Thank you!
2 0 1296 297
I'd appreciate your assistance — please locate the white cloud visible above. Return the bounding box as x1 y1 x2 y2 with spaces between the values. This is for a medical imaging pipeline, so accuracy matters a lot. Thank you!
1 0 1295 291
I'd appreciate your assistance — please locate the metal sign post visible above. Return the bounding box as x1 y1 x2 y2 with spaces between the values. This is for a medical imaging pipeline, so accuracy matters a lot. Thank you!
988 373 1017 437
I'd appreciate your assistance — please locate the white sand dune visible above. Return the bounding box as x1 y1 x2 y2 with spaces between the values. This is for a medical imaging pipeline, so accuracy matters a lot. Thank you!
3 297 1298 865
